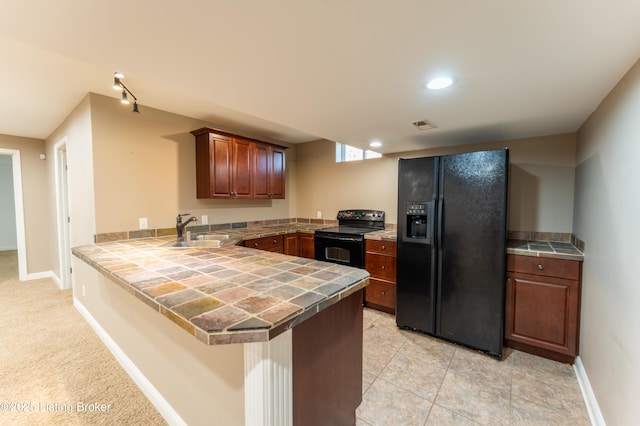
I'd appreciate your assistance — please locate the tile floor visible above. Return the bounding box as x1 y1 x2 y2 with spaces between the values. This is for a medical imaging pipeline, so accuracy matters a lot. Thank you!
356 308 591 425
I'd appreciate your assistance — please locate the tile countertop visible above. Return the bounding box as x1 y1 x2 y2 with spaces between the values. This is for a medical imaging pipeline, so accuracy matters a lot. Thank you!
507 240 584 261
72 232 369 346
362 229 585 262
364 228 397 242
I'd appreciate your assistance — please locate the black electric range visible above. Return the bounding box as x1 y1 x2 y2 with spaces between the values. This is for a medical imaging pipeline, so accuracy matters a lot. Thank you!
314 210 385 268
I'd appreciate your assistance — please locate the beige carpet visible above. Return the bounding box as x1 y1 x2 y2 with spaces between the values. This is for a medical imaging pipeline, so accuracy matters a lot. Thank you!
0 250 167 425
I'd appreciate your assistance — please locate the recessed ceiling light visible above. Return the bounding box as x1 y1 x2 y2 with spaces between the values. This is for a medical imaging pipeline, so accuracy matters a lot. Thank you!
370 140 382 148
426 76 454 90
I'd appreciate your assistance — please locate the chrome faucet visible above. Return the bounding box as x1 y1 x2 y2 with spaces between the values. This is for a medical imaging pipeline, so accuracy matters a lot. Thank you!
176 213 197 239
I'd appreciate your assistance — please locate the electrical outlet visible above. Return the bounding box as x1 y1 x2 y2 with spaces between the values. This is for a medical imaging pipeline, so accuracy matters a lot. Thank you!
82 285 86 297
316 211 322 219
139 218 148 229
202 215 209 225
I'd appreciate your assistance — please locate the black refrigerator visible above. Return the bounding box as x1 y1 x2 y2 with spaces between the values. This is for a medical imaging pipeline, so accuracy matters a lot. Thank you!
396 149 509 358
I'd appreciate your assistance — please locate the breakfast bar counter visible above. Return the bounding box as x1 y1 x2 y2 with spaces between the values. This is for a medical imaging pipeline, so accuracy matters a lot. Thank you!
72 237 369 345
71 236 369 426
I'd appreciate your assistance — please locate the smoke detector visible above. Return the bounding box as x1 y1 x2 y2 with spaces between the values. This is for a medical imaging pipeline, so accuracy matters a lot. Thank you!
412 119 436 131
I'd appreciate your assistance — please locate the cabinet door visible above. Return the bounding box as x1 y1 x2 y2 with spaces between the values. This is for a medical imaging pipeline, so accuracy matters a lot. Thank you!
231 138 253 198
253 143 286 199
298 233 315 259
505 272 579 356
269 146 286 199
195 133 233 198
284 233 299 256
253 143 270 198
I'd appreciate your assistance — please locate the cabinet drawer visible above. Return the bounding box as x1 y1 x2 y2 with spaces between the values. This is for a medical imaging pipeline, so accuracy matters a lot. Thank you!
365 240 397 256
507 254 580 280
365 279 396 311
245 235 284 251
365 253 397 282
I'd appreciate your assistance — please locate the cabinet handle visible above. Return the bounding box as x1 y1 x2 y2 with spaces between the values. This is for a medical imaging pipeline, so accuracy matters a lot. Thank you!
273 239 277 244
381 291 385 296
380 265 385 270
381 245 386 250
254 243 259 248
538 264 544 270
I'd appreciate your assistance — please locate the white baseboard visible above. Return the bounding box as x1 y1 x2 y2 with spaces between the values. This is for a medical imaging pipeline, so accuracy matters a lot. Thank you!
25 270 62 288
574 356 606 426
73 298 186 426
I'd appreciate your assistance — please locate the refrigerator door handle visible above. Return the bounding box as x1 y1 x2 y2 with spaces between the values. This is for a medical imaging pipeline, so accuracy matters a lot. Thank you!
436 198 443 249
435 196 444 335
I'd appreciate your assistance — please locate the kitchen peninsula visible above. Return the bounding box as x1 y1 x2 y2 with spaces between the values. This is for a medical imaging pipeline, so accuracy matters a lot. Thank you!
72 232 369 426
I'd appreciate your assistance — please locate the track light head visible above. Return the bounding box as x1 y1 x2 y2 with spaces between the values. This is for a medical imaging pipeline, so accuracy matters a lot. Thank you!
112 72 140 113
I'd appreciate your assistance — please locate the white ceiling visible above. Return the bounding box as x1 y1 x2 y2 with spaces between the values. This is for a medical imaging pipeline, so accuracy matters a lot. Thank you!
1 0 639 154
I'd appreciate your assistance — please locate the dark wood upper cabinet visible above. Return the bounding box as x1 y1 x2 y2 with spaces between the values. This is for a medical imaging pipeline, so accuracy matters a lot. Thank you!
192 127 287 199
268 145 286 199
232 137 253 198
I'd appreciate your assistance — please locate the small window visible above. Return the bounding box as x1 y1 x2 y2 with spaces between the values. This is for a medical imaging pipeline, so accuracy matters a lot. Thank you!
335 143 382 162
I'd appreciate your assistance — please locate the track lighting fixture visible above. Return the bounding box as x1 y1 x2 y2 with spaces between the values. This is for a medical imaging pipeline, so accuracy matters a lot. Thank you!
112 72 140 113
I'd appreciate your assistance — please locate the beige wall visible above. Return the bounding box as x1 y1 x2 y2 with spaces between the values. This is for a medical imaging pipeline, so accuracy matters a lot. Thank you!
75 261 245 425
45 95 95 280
574 58 640 424
295 139 398 222
296 134 576 232
89 94 294 234
0 134 50 273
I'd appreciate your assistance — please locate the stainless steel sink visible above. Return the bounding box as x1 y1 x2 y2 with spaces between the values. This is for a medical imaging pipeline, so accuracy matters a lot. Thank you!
162 234 230 248
195 234 230 241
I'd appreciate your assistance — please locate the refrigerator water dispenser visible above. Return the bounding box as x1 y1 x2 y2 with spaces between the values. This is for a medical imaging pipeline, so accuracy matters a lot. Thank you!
403 202 432 244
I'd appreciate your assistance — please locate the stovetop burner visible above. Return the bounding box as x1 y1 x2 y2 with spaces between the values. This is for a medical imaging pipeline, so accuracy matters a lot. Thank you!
316 225 382 236
315 209 386 237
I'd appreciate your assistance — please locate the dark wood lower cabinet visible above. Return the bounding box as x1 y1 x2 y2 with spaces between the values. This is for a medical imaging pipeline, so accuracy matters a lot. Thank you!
282 232 314 259
298 232 315 259
364 240 397 314
505 254 582 363
284 233 298 256
292 289 363 426
243 235 283 253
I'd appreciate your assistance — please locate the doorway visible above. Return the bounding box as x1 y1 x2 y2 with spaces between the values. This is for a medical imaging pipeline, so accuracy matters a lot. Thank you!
0 149 27 281
55 139 72 290
0 155 17 250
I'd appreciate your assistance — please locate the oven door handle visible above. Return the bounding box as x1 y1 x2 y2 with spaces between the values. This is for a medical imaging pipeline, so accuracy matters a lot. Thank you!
316 234 363 243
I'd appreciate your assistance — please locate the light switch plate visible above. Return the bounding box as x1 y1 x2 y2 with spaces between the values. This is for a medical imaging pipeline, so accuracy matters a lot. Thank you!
316 211 322 219
139 218 148 229
202 215 209 225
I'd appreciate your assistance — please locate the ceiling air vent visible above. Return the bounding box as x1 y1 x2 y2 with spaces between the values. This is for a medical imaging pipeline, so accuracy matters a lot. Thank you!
412 119 436 131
